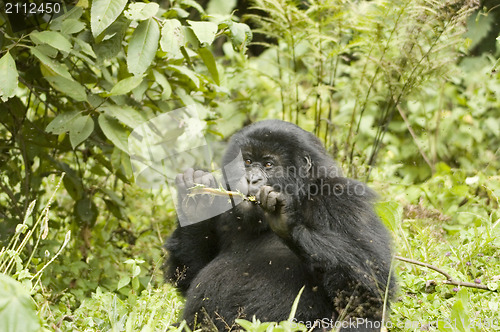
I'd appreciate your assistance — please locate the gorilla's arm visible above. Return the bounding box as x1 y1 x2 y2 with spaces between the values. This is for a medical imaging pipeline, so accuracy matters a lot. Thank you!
164 219 219 294
262 177 393 307
164 169 221 294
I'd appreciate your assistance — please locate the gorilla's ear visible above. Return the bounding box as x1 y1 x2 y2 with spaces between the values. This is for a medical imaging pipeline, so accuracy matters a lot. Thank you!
297 150 342 180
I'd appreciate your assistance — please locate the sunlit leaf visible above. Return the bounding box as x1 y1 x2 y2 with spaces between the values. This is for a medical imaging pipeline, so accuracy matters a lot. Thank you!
31 47 72 79
98 113 129 152
160 19 183 58
0 52 18 102
152 70 172 100
69 115 94 149
124 2 159 21
46 111 80 135
30 31 72 53
108 76 143 96
45 76 88 102
91 0 128 37
187 20 218 46
0 274 41 332
198 47 219 85
99 105 148 128
168 65 200 88
127 18 160 76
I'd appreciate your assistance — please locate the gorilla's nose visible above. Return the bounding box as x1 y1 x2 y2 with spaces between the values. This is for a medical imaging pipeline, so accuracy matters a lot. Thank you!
247 173 265 194
249 174 264 185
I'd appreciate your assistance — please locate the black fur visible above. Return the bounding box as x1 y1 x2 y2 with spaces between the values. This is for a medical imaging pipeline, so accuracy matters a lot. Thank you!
164 120 395 331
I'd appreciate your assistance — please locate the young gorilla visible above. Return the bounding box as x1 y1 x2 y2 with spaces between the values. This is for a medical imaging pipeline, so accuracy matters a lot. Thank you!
164 120 395 331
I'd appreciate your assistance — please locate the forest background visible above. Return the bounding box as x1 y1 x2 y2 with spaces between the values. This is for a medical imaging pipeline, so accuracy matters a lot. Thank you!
0 0 499 331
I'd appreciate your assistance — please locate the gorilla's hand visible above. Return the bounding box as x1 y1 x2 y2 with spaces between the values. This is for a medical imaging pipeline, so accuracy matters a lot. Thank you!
258 186 293 237
176 168 218 220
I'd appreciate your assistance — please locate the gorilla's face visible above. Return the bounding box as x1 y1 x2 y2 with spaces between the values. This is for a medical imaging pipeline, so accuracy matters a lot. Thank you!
234 148 281 196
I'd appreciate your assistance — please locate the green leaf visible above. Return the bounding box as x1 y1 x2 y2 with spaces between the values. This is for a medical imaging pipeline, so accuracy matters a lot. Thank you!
117 276 131 290
207 0 237 15
288 286 304 321
152 70 172 100
91 0 128 37
0 52 18 102
375 201 402 233
127 18 160 76
198 47 219 85
0 274 41 332
69 115 94 149
124 2 159 21
108 76 143 96
30 31 72 53
99 105 148 128
46 111 80 134
187 20 218 46
93 17 129 61
74 197 98 226
160 19 184 58
98 113 129 152
31 47 72 79
45 76 88 102
61 19 86 35
227 22 252 50
168 65 200 88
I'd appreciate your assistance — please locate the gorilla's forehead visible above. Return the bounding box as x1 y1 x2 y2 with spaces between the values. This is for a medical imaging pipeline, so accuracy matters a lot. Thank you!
237 135 291 158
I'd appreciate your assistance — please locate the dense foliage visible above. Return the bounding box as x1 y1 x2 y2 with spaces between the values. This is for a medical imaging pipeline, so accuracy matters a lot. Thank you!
0 0 499 331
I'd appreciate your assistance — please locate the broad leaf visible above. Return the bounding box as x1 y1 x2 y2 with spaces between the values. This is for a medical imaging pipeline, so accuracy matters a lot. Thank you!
45 76 87 102
127 18 160 76
160 19 183 58
228 22 252 50
152 70 172 100
187 20 218 46
168 65 200 88
69 115 94 149
207 0 237 15
0 274 41 332
91 0 128 37
74 197 98 226
375 201 402 233
30 31 72 53
61 19 86 35
124 2 159 21
198 47 219 85
94 17 129 61
98 113 129 152
31 47 72 79
100 105 147 128
0 52 18 102
46 111 80 135
109 76 143 96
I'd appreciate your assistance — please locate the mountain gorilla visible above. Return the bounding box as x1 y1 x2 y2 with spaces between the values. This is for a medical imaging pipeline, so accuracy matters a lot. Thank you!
164 120 395 331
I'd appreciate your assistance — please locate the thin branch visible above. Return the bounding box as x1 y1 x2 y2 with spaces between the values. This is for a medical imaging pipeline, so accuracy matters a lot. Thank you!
189 187 257 202
394 255 493 291
395 104 434 171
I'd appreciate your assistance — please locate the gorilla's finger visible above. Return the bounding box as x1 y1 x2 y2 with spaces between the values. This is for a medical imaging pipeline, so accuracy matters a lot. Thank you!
183 168 195 189
193 170 205 184
267 191 278 212
175 173 184 188
258 186 272 206
201 173 214 187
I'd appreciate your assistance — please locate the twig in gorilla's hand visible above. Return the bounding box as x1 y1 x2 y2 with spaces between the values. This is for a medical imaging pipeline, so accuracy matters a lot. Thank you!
394 255 494 291
188 185 257 202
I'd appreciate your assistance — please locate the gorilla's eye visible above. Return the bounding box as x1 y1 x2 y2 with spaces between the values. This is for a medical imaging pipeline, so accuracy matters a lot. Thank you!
264 161 273 168
244 159 252 165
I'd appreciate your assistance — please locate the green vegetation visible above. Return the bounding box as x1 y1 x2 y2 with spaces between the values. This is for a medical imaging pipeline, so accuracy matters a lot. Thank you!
0 0 499 331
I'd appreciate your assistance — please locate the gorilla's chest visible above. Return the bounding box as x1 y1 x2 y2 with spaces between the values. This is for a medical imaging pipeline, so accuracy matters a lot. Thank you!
186 235 310 304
